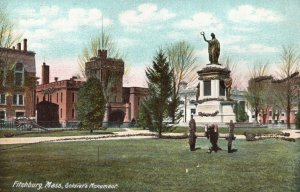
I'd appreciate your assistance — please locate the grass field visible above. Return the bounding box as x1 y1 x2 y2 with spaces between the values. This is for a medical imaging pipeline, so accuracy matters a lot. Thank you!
0 128 125 138
0 138 299 192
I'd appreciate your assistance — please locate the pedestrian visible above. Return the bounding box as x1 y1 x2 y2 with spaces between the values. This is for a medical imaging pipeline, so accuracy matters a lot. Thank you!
227 120 237 153
188 115 197 151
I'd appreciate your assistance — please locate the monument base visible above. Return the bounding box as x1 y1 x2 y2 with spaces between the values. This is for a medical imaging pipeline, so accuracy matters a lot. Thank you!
194 100 236 124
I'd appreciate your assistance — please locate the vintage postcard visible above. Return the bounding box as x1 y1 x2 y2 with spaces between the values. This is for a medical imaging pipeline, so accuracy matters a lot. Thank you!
0 0 299 191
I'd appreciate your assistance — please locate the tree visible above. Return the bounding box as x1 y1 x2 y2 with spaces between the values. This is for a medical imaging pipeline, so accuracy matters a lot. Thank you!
234 102 249 122
246 63 269 122
0 4 21 48
166 41 198 123
76 78 106 133
272 46 299 129
145 49 173 138
78 31 122 78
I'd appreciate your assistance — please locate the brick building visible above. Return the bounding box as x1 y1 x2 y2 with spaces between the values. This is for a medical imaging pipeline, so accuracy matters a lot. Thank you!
85 49 148 127
0 39 36 121
36 63 84 127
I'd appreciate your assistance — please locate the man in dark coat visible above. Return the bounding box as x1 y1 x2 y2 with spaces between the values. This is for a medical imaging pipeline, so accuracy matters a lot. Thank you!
189 115 197 151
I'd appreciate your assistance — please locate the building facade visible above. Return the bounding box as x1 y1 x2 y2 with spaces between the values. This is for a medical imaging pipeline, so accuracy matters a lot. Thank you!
85 49 148 127
0 39 36 121
36 63 84 127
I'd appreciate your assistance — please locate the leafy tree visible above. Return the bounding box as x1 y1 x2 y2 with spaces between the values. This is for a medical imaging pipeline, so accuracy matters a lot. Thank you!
136 101 152 130
145 49 173 138
234 102 249 122
166 41 198 123
0 4 21 48
272 46 299 129
78 31 122 78
76 78 106 133
246 63 269 122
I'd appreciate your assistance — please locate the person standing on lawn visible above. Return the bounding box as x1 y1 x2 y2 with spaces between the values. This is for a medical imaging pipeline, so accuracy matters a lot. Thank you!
228 120 237 153
189 115 197 151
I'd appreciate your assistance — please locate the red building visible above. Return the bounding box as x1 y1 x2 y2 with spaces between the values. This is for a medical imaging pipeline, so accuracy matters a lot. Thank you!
0 39 36 121
85 49 148 127
36 63 84 127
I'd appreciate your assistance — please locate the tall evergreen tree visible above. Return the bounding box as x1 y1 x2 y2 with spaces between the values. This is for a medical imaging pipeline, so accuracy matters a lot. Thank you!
145 49 173 138
76 78 106 133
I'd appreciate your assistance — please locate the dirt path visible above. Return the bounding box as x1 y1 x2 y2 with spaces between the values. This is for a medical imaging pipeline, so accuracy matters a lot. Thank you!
0 129 299 145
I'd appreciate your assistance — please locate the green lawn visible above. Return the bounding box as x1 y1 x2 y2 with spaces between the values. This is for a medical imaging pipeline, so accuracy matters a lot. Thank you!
0 138 299 191
0 128 125 138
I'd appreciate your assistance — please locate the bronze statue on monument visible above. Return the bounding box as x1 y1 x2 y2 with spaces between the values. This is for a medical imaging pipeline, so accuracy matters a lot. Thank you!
200 32 220 64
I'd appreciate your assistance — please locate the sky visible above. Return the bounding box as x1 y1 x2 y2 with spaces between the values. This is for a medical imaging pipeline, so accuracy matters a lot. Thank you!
5 0 300 89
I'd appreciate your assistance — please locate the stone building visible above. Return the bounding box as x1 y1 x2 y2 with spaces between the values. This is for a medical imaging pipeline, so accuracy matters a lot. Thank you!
36 63 84 127
85 49 148 127
0 39 36 121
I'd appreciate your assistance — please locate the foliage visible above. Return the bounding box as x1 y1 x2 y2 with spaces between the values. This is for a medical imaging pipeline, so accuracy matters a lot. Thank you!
76 78 106 132
234 102 249 122
144 49 173 137
272 45 299 129
246 63 269 122
0 4 21 48
78 31 122 78
136 100 152 130
166 41 198 123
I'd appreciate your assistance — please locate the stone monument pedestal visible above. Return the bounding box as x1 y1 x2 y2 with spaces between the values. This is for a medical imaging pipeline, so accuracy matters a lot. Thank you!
194 64 236 124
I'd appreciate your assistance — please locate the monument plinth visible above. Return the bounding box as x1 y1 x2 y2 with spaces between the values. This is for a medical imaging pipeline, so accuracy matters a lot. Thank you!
194 32 236 124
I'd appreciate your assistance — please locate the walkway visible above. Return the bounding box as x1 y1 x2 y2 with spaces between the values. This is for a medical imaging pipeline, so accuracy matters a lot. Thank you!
0 128 299 145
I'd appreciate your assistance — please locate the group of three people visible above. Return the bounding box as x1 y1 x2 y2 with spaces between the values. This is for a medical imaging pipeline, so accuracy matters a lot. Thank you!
189 115 236 153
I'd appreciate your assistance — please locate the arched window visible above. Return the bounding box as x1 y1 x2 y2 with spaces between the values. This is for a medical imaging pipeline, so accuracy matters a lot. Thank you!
14 62 24 86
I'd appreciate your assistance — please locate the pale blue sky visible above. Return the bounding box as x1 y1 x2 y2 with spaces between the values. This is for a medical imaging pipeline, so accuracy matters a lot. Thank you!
6 0 300 88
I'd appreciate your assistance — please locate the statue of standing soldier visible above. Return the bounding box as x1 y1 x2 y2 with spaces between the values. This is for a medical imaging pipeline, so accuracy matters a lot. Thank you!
188 115 197 151
200 32 220 64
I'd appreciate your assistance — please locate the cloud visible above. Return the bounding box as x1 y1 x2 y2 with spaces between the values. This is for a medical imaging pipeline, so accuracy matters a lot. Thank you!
167 31 186 40
19 6 61 18
229 44 279 54
222 35 248 45
228 5 283 23
123 64 147 87
175 12 223 32
119 3 176 31
50 8 112 32
117 38 138 48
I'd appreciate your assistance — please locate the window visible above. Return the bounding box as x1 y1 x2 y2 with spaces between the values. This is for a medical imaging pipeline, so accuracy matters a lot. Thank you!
50 95 52 102
36 96 39 104
16 112 25 118
219 80 225 96
57 93 59 103
14 63 24 86
13 94 23 105
72 93 75 102
0 94 6 104
60 108 62 118
72 108 75 118
0 62 6 86
61 92 63 102
281 113 285 116
269 111 272 116
0 111 5 120
204 80 211 96
191 109 196 114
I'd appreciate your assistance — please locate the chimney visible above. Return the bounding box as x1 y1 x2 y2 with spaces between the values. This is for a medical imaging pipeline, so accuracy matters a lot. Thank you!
54 77 58 82
17 43 21 51
42 62 50 84
98 49 107 59
23 39 27 52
